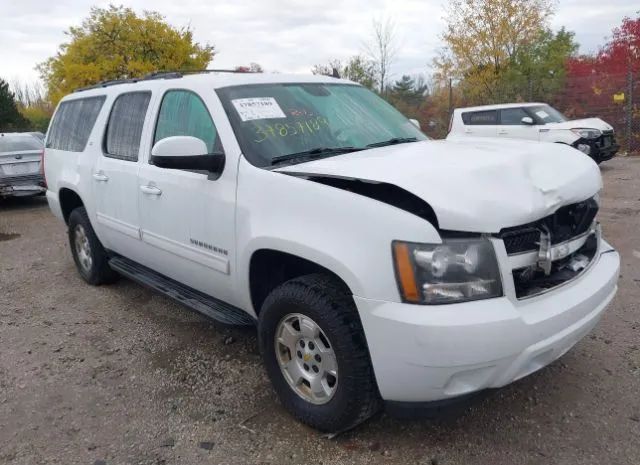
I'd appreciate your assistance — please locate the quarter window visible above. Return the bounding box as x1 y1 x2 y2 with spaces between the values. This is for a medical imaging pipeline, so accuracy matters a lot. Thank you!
47 96 105 152
500 108 530 125
154 90 220 154
105 92 151 161
462 110 498 125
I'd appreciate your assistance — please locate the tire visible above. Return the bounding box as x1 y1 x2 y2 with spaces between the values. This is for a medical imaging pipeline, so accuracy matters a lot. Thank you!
258 273 381 432
68 207 118 285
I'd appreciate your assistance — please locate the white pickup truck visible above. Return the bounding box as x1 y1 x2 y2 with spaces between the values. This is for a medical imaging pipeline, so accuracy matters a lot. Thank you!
448 103 620 164
44 71 619 432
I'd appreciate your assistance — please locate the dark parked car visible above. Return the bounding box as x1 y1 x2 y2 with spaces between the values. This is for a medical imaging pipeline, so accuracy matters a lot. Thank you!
0 133 45 198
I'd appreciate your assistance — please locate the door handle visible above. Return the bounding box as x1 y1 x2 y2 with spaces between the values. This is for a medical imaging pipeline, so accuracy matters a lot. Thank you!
140 185 162 196
497 129 508 135
93 172 109 182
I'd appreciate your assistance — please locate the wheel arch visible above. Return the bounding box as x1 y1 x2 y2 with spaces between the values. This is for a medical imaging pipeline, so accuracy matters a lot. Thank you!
59 188 84 224
248 248 357 316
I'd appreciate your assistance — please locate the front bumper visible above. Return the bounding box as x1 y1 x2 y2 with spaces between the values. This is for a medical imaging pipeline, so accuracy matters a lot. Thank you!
356 242 619 403
0 174 45 198
574 134 619 163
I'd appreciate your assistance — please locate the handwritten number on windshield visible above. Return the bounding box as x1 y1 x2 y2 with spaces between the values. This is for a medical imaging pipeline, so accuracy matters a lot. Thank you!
253 116 330 143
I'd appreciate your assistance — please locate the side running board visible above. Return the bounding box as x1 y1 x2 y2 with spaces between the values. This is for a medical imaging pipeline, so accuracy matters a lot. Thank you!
108 256 255 326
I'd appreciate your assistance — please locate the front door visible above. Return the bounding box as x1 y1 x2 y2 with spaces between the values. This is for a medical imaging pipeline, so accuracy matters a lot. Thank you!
497 107 540 141
137 89 237 304
93 91 152 263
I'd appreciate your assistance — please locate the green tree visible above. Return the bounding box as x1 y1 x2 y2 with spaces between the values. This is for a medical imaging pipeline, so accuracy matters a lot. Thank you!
500 28 578 101
38 5 215 105
0 78 29 131
435 0 555 102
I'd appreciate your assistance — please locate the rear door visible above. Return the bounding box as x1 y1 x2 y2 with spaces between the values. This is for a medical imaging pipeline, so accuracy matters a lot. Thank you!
497 107 539 140
460 110 499 137
93 91 153 262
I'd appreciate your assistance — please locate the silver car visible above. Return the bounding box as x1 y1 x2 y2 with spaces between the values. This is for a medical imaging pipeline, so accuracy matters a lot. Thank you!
0 133 45 198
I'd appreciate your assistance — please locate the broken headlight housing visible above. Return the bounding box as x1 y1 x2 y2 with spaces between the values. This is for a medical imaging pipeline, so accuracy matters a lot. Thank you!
393 237 502 304
571 128 602 139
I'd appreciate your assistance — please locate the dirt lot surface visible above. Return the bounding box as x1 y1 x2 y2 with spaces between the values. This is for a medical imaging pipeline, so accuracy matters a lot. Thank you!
1 156 639 465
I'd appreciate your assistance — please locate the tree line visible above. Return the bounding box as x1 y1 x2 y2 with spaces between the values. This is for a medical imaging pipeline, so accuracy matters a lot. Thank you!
2 2 638 138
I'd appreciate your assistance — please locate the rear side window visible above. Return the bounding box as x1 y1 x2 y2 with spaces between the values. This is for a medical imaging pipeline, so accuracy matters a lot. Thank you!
461 110 498 125
154 90 220 154
47 96 105 152
105 92 151 161
499 108 529 125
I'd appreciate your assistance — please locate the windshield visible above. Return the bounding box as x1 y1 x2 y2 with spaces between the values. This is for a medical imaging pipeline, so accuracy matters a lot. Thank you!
216 83 427 167
526 105 567 124
0 134 43 153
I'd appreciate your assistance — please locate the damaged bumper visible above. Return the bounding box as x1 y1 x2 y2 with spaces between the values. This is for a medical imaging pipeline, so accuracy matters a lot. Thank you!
573 130 619 163
355 238 619 404
0 174 46 198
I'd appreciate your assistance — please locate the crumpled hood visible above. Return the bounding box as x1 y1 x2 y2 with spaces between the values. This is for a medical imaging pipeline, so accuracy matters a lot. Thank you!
275 139 602 233
545 117 614 132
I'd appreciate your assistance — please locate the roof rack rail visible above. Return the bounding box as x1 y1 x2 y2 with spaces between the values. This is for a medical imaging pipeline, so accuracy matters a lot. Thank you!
73 69 256 93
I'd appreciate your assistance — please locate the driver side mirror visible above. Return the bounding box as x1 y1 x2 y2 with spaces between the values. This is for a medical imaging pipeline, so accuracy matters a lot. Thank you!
409 118 421 130
150 136 224 172
521 116 534 125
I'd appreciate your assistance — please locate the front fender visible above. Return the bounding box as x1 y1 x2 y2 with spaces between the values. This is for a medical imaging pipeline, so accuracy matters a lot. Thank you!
234 158 440 311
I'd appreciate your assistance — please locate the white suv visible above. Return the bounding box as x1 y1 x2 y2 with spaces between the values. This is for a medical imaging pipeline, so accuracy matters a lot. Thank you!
44 71 620 432
448 103 619 164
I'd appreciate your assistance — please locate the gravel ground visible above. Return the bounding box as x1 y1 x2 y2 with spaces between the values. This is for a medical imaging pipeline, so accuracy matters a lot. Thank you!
1 156 639 465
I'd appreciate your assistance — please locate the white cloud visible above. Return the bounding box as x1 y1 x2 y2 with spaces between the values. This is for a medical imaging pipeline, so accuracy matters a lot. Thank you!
0 0 636 84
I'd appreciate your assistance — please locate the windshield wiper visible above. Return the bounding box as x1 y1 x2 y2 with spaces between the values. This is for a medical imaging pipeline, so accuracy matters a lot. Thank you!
366 137 418 148
271 146 364 166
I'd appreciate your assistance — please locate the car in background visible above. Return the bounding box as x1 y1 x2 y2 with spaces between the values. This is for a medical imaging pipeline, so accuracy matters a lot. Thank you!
447 103 619 164
0 132 45 198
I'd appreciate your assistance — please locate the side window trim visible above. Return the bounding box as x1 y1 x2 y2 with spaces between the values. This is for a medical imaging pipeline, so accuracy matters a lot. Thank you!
151 88 224 161
103 90 152 162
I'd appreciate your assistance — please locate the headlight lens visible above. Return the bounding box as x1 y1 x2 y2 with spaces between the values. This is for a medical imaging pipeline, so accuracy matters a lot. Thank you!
393 237 503 304
571 128 602 139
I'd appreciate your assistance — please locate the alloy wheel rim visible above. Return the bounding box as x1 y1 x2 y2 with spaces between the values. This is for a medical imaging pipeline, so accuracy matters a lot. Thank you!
274 313 338 405
74 224 93 272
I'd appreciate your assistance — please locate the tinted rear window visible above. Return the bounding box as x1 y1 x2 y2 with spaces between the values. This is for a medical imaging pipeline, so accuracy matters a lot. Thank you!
47 96 106 152
0 134 43 152
104 92 151 161
461 110 498 125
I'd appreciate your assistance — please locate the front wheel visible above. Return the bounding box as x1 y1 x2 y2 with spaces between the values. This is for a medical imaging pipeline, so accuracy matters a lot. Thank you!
258 274 380 432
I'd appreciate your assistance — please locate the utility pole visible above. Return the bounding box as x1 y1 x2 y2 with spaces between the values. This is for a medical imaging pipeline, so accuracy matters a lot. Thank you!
627 68 633 154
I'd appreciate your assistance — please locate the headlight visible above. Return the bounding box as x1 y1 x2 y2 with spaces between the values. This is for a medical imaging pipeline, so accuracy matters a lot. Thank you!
392 237 502 304
571 128 601 139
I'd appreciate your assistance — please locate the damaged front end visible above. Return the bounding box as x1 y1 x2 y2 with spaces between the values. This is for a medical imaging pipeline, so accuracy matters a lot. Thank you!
497 197 602 299
573 129 620 164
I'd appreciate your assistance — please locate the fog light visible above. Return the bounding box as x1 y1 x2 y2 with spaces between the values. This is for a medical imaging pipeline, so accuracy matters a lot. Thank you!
577 143 591 155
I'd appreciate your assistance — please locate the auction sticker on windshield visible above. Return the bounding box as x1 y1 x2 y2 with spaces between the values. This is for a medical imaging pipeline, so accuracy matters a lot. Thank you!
232 97 286 122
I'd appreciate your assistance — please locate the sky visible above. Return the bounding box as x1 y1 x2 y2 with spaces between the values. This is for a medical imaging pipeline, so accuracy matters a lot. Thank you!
0 0 636 86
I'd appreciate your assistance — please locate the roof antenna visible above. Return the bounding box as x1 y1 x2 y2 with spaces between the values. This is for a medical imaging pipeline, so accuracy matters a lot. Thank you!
331 67 340 79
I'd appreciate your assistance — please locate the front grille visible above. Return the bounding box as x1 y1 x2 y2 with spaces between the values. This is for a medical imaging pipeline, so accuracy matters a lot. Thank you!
498 197 598 254
512 232 598 298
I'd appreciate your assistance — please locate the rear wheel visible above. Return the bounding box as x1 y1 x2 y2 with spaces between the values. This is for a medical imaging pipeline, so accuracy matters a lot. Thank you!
258 274 380 432
68 207 118 285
